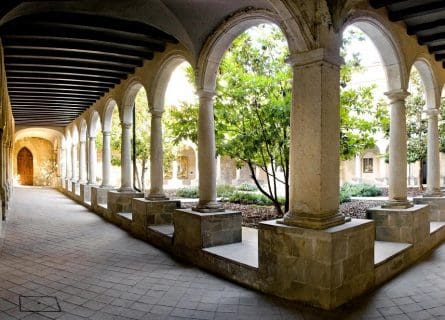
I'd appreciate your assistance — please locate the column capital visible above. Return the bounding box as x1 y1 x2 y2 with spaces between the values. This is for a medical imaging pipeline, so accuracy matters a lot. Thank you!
121 122 132 129
150 109 164 118
384 89 410 103
102 131 111 136
424 108 439 117
197 89 216 99
286 48 344 68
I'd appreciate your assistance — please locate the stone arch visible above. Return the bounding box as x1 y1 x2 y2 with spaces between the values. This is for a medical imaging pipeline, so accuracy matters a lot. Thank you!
151 50 194 112
88 110 102 137
78 118 87 142
196 7 306 91
410 57 440 109
121 80 147 124
342 11 407 92
70 124 79 145
102 98 118 133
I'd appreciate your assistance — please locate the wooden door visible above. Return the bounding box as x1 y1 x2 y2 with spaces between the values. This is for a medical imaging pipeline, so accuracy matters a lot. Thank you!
17 147 33 185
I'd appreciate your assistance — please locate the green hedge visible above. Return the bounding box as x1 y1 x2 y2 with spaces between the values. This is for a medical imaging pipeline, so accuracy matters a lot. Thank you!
176 186 199 198
340 183 382 197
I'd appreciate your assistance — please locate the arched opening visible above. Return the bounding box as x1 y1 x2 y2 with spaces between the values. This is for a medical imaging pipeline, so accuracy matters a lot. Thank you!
17 147 33 186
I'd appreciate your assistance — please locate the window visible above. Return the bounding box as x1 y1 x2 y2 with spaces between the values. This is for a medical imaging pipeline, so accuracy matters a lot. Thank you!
363 158 373 173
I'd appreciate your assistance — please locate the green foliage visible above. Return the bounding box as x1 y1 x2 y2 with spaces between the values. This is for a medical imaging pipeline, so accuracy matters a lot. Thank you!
110 105 122 166
228 191 283 206
339 190 351 204
176 186 199 198
340 182 382 197
216 184 237 198
237 182 258 192
340 27 389 160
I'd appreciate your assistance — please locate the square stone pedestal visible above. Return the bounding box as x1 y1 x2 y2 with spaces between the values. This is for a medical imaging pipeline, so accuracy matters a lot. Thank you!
131 199 180 239
258 219 375 310
65 179 71 192
413 197 445 221
71 182 81 196
367 204 430 243
80 184 95 205
91 186 115 216
107 190 144 214
174 209 241 250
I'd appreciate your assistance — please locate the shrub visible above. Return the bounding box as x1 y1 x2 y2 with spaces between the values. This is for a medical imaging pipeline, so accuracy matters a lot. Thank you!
176 186 199 198
216 184 236 198
340 183 382 197
339 189 351 203
228 191 273 206
237 182 258 192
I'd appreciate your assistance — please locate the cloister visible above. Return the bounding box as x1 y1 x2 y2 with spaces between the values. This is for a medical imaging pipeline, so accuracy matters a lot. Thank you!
1 0 445 315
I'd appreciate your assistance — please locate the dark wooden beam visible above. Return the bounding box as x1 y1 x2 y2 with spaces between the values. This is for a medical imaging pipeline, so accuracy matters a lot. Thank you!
8 81 111 90
7 73 122 84
369 0 409 9
389 2 445 22
8 87 103 94
417 32 445 45
9 90 102 99
407 19 445 35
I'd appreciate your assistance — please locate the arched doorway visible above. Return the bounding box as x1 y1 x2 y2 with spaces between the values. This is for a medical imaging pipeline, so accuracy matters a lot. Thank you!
17 147 33 185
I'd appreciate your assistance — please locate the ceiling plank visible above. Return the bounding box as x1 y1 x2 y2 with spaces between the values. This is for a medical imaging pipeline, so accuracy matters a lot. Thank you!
389 2 445 22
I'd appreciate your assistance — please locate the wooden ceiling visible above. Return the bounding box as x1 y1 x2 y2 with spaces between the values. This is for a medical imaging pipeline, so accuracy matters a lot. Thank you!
0 11 177 126
370 0 445 66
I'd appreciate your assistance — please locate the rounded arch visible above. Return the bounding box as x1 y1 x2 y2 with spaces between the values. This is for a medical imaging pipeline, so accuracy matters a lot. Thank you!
121 80 147 123
88 110 102 137
197 7 305 91
14 127 64 144
411 57 439 109
342 11 407 92
78 118 87 142
151 50 194 112
102 98 118 132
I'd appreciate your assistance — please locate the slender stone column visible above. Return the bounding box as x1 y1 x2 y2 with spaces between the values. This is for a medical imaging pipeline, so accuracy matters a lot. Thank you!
147 110 167 200
383 89 412 208
119 122 133 191
71 143 78 181
101 131 112 187
88 136 97 185
425 108 442 196
66 144 72 180
79 140 87 183
194 89 222 212
282 48 346 229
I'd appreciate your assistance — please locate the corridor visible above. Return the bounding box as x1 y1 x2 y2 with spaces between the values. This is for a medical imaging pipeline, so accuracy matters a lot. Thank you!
0 187 444 320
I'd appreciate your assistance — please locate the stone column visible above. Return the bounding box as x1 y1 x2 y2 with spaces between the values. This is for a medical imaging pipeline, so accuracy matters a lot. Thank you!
66 144 72 180
282 48 346 229
384 89 412 208
147 110 167 200
101 131 112 187
119 121 133 191
71 143 78 181
88 136 97 185
425 108 442 196
79 140 87 183
194 89 222 212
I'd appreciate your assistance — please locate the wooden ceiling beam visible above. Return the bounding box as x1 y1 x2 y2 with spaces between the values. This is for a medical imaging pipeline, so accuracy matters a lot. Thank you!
389 2 445 21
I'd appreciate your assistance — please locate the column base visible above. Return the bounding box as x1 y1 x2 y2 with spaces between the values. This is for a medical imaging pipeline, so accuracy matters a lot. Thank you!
413 196 445 221
259 219 375 310
367 204 430 243
117 186 136 193
174 208 241 249
91 186 115 214
423 190 443 197
192 200 224 213
281 212 349 230
80 183 94 204
145 193 169 201
381 199 413 209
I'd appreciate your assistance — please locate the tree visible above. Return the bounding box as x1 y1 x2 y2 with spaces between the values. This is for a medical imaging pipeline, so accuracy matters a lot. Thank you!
406 68 427 190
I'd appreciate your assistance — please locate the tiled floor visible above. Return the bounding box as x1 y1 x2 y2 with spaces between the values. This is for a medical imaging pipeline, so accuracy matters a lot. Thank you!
0 187 444 319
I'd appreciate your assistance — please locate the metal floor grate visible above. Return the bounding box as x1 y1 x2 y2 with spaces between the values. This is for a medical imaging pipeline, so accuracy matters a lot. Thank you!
19 295 61 312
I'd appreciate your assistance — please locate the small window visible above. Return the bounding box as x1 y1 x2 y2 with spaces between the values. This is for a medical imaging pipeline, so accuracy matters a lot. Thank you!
363 158 373 173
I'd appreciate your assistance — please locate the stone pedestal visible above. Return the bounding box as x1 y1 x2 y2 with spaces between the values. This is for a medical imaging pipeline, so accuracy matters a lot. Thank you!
64 179 71 191
174 209 241 249
258 219 375 310
80 184 95 205
413 197 445 221
91 186 114 215
131 199 180 239
71 182 80 197
107 190 144 214
367 204 430 243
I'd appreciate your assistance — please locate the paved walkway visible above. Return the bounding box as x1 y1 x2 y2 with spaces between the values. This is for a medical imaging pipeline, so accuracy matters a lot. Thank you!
0 187 444 319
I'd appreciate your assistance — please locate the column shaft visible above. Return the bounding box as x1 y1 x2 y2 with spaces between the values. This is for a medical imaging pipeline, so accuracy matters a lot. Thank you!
283 49 345 229
119 122 133 191
384 90 411 208
88 136 97 184
101 131 112 187
71 144 77 181
194 90 222 212
148 110 167 199
426 108 441 196
79 141 87 183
